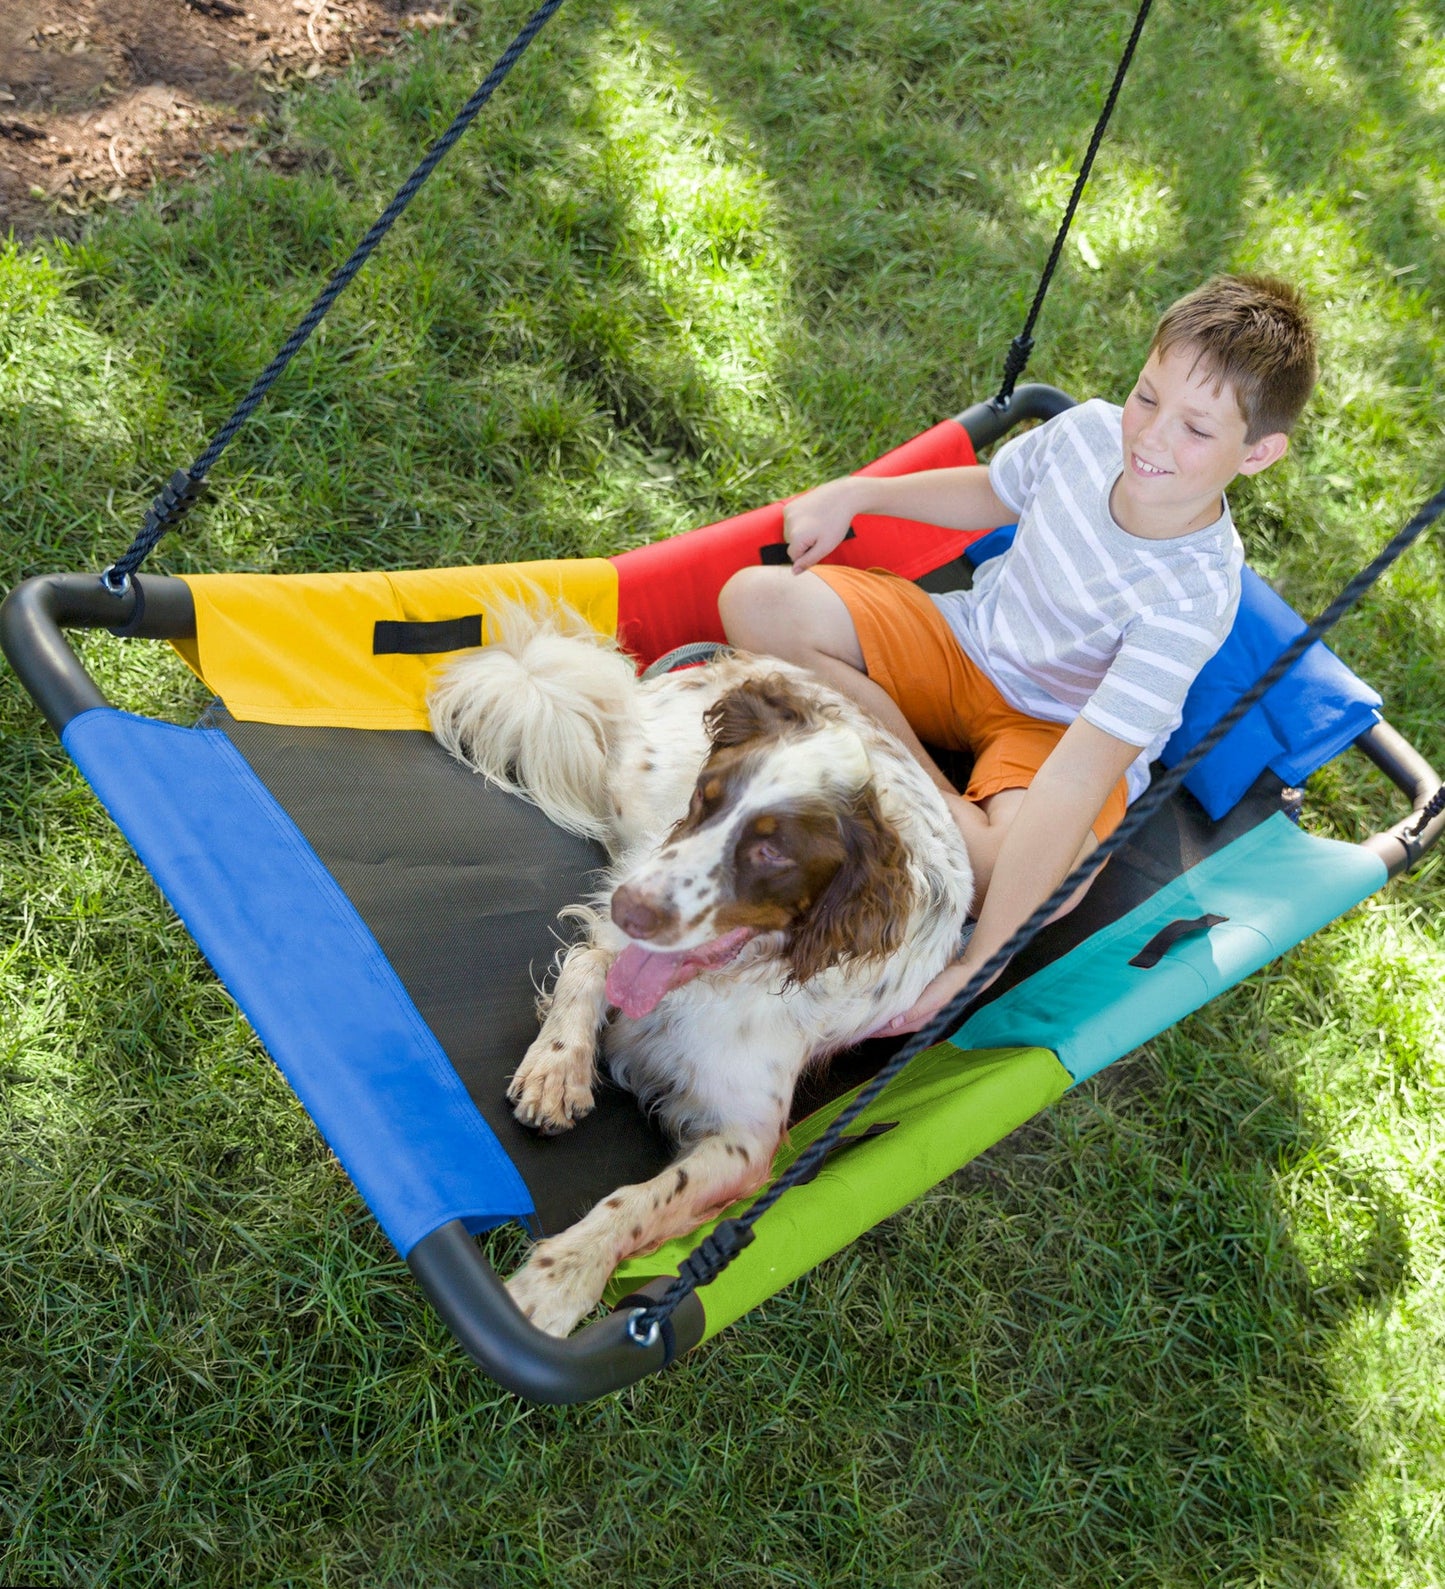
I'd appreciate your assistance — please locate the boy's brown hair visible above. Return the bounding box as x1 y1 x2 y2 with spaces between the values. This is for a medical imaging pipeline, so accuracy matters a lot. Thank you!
1150 273 1318 441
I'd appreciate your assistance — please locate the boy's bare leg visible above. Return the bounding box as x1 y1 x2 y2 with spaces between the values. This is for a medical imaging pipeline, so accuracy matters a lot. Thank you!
719 566 957 795
971 788 1098 915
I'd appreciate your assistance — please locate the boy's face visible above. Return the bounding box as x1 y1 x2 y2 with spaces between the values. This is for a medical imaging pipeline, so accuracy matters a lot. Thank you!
1113 343 1287 538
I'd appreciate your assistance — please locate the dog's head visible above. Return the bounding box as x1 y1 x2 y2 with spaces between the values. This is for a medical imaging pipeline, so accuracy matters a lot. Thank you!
605 675 915 1017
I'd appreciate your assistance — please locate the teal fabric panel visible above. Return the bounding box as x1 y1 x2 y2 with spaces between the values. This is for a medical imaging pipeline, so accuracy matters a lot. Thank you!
953 814 1387 1082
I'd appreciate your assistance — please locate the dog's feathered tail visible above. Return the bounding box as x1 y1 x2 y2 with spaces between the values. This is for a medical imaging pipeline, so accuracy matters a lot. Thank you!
427 599 637 845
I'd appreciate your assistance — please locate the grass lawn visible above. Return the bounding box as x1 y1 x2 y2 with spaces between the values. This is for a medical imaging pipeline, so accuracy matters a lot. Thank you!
2 0 1443 1583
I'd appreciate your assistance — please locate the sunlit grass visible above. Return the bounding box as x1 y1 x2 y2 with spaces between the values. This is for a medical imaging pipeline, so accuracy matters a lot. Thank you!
1 0 1443 1582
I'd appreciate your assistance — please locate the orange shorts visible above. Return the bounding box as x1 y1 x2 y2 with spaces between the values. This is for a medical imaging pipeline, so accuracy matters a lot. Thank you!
813 565 1129 844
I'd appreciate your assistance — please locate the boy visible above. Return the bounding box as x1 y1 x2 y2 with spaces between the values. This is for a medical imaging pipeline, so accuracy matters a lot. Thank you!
718 273 1318 1034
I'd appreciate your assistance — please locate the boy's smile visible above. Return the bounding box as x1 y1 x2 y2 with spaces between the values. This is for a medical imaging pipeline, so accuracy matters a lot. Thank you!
1112 343 1287 539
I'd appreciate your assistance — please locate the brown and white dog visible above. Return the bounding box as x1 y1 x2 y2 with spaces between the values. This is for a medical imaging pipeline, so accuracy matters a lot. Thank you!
428 603 974 1336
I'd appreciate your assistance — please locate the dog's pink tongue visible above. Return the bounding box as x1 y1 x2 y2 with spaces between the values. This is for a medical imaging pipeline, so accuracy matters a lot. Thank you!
606 928 755 1018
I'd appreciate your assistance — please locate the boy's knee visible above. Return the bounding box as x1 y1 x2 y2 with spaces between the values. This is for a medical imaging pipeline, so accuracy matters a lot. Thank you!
718 564 867 674
718 565 795 651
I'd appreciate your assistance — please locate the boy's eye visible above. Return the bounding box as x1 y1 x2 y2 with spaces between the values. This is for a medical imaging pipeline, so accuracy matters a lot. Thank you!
1134 392 1155 407
1186 424 1212 439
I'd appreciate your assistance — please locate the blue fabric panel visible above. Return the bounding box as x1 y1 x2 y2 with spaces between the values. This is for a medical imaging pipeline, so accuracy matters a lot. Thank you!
967 533 1381 819
62 708 534 1256
1161 567 1381 818
953 813 1386 1082
964 524 1017 566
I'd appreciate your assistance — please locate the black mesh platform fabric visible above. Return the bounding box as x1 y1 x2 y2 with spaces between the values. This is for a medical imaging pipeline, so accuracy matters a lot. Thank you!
215 711 675 1235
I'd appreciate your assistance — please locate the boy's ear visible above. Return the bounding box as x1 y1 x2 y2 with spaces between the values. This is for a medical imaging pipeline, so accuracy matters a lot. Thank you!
1238 431 1289 476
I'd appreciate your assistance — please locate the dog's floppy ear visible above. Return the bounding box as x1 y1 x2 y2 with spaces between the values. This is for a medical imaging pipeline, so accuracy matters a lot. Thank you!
705 675 821 750
787 783 914 985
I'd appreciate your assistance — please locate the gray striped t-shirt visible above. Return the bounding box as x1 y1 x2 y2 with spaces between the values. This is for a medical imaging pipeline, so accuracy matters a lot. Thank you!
932 398 1243 803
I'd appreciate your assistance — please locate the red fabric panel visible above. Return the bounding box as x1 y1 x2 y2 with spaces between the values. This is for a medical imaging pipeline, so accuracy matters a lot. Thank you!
612 419 986 667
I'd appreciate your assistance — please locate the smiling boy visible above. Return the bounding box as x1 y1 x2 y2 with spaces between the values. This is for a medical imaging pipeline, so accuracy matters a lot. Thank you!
718 274 1318 1031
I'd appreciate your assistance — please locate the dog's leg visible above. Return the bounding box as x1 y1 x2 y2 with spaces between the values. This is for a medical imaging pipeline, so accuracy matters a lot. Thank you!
507 941 615 1134
506 1127 777 1338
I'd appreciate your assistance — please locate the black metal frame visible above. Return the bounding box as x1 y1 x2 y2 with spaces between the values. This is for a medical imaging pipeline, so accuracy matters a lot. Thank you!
3 381 1441 1402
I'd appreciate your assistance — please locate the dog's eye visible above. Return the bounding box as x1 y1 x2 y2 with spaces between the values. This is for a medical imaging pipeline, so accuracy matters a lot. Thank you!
746 839 793 872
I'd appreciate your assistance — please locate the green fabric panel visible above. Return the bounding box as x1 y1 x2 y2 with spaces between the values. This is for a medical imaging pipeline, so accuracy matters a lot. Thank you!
955 813 1387 1083
605 1043 1069 1341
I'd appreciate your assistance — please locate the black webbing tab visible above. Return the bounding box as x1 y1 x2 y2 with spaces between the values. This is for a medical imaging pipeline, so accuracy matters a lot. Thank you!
1128 913 1227 969
373 615 483 655
759 526 854 565
788 1122 897 1187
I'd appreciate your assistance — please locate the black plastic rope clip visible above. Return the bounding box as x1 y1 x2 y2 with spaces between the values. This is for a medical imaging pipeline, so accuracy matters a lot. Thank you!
674 1216 756 1291
991 334 1036 412
100 467 207 596
1407 783 1445 840
623 1214 758 1355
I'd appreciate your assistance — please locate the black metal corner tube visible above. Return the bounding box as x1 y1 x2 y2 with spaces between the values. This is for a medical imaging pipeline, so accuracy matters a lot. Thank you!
408 1222 706 1403
1355 721 1445 877
955 382 1076 450
0 573 197 733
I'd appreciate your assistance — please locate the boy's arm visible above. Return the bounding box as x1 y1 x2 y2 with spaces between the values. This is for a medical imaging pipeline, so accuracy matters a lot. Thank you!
881 717 1144 1035
784 466 1015 572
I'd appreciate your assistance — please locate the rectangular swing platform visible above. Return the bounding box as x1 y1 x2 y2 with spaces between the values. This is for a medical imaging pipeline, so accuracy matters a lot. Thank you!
5 387 1441 1404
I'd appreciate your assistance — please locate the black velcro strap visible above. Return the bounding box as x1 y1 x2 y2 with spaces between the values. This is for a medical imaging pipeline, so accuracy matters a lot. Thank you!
373 615 483 655
1128 913 1227 969
759 526 855 565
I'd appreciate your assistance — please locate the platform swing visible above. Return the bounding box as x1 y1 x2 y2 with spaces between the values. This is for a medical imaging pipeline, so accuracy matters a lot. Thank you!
4 0 1444 1405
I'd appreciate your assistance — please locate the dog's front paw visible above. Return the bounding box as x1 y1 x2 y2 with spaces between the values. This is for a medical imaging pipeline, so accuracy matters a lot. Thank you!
506 1239 612 1338
507 1034 597 1135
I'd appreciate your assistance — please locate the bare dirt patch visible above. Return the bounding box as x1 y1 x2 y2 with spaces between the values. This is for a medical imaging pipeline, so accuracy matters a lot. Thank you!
0 0 458 238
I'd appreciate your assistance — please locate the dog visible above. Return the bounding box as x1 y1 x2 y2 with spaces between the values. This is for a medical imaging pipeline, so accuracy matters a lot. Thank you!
427 602 975 1337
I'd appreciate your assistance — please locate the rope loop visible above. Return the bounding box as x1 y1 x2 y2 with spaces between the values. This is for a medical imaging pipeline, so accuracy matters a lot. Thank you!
989 335 1035 412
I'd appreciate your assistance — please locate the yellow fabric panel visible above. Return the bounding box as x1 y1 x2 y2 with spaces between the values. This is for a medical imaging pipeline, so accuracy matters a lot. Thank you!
173 561 619 730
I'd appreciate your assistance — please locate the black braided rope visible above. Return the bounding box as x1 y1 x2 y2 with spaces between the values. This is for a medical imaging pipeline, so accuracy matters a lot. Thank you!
632 478 1445 1339
101 0 566 595
992 0 1154 411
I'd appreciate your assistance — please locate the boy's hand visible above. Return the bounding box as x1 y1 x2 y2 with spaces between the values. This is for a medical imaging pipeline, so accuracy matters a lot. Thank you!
873 955 999 1038
782 476 869 572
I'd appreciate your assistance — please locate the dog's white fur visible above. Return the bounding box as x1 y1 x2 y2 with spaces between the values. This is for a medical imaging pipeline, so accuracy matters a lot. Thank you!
428 603 974 1336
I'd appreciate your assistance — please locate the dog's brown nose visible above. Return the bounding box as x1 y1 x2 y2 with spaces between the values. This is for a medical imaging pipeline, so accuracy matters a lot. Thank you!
611 883 668 941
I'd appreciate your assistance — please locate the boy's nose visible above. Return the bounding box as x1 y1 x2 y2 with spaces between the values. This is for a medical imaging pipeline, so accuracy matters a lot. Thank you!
1134 410 1164 447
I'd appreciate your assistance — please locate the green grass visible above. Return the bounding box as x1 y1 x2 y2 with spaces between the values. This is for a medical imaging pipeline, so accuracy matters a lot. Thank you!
2 0 1444 1582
